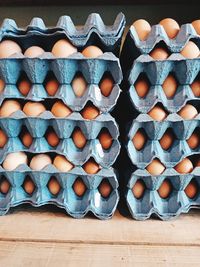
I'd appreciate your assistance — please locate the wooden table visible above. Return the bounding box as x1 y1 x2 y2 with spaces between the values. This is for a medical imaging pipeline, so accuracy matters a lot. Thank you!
0 205 199 266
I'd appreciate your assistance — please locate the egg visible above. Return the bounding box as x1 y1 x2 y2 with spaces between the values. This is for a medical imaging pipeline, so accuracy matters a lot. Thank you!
45 79 59 96
174 158 193 174
196 159 200 167
18 79 31 96
187 131 200 149
0 129 8 148
3 152 28 171
162 74 178 98
99 76 114 97
191 80 200 97
98 180 112 198
160 129 174 150
148 105 168 121
146 159 165 175
83 159 100 174
0 179 10 194
0 79 5 93
178 104 198 119
158 179 172 199
24 46 44 57
192 20 200 35
53 155 74 172
23 102 46 116
81 105 100 120
73 178 87 197
72 75 87 97
99 130 113 150
82 46 103 58
150 47 169 60
132 179 146 199
21 131 33 147
181 41 200 59
52 39 77 57
23 177 35 195
132 130 147 150
134 77 150 98
51 101 72 117
159 18 180 39
0 40 22 58
72 128 87 149
48 177 61 195
30 154 52 170
184 179 198 199
46 131 59 147
132 19 151 41
0 100 21 117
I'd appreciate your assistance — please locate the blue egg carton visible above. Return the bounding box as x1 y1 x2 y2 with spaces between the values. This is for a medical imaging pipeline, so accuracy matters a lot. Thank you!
0 13 125 56
126 167 200 220
0 164 119 219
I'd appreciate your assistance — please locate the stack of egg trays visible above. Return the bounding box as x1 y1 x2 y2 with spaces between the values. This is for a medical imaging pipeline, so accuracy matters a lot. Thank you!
121 23 200 220
0 13 125 219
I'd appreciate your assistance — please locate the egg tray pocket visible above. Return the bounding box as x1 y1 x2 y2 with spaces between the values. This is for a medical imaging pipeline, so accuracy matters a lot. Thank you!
0 53 122 112
0 165 119 219
127 113 200 168
0 13 125 56
126 167 200 220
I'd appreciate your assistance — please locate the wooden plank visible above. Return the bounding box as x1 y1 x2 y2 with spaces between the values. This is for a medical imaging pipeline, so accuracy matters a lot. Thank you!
0 206 200 246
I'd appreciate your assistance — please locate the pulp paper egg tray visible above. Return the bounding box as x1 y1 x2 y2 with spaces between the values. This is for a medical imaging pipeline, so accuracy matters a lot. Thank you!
0 53 122 112
0 13 125 56
0 166 119 219
126 168 200 220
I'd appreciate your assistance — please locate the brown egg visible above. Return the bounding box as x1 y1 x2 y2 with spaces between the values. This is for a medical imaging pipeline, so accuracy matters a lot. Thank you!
72 128 87 149
132 130 147 150
23 177 35 195
73 178 87 197
185 179 198 199
159 18 180 39
21 132 33 147
148 105 168 121
178 104 198 119
196 159 200 167
150 47 169 60
46 131 59 147
134 77 149 98
48 177 61 195
192 20 200 35
146 159 165 175
0 79 5 93
132 179 146 199
51 101 72 117
99 77 114 97
83 159 100 174
0 129 8 148
45 79 59 96
132 19 151 41
81 105 100 120
72 75 87 97
0 40 22 58
158 179 172 199
23 102 46 117
99 130 113 150
3 152 28 171
162 74 178 98
175 158 193 174
160 129 174 150
191 80 200 97
181 41 200 59
24 46 44 57
0 100 21 117
82 46 103 58
53 155 74 172
98 180 112 198
187 131 200 149
18 79 31 96
52 39 77 57
30 154 52 170
0 179 10 194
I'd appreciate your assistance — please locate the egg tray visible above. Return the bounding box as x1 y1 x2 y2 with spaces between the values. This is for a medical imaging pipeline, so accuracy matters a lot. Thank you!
127 113 200 168
0 53 122 112
0 165 119 219
0 13 125 56
126 167 200 220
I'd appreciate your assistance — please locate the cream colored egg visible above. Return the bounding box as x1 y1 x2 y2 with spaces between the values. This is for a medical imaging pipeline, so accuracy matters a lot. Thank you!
159 18 180 39
150 47 169 60
23 102 46 116
82 46 103 58
72 75 87 97
53 155 74 172
178 104 198 119
0 40 22 58
24 46 44 57
51 101 72 117
181 41 200 59
148 105 168 121
3 152 28 171
52 39 77 57
132 19 151 41
30 154 52 170
146 159 165 175
0 100 21 117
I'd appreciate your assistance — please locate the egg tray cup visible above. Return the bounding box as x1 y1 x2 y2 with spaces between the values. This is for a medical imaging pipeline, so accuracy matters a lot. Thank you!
0 165 119 219
127 113 200 169
126 167 200 220
0 13 125 56
127 54 200 113
0 53 122 113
